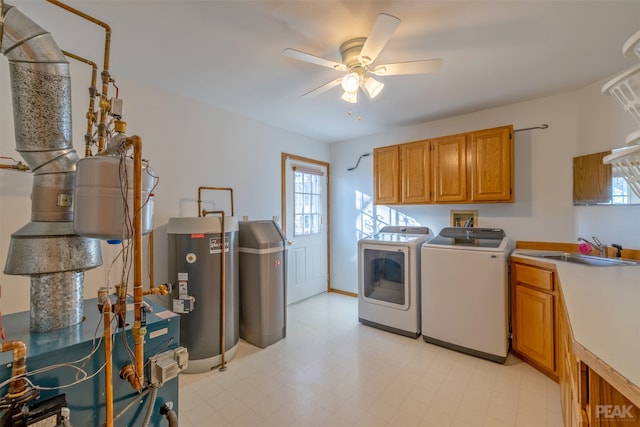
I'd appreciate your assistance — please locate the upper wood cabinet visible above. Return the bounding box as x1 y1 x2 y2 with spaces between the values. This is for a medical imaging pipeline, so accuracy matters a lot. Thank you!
401 140 431 204
470 126 514 202
373 145 400 204
433 134 468 203
573 151 612 205
373 124 514 205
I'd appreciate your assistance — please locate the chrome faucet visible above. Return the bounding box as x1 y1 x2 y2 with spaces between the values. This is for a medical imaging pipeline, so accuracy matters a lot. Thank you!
578 236 607 257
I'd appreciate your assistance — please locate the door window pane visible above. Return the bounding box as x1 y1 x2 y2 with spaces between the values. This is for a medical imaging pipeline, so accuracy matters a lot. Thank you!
294 170 322 236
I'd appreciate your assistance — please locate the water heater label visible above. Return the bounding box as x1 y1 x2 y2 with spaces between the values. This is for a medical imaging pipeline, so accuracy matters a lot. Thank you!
178 272 188 281
57 193 73 207
210 237 230 254
178 281 188 298
173 298 192 313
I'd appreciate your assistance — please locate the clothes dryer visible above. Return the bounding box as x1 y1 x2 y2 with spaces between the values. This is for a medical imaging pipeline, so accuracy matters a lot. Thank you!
358 226 431 338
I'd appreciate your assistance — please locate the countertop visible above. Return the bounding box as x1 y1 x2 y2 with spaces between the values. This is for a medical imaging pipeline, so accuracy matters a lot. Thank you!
511 250 640 406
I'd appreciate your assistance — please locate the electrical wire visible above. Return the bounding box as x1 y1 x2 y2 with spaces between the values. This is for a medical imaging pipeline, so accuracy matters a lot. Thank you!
0 300 119 392
116 152 142 389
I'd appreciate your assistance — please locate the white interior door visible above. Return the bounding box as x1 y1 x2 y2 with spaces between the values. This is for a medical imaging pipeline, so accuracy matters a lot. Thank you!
284 157 328 304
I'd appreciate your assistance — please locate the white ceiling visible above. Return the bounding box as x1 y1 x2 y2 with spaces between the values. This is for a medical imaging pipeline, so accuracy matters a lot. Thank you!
8 0 640 143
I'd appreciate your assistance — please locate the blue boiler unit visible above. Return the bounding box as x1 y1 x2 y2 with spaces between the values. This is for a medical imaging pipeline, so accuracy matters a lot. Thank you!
0 298 181 426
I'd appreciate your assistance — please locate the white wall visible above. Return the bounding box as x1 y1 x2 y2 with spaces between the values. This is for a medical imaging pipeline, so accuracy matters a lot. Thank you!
3 9 639 310
574 79 640 249
1 57 329 314
329 81 640 295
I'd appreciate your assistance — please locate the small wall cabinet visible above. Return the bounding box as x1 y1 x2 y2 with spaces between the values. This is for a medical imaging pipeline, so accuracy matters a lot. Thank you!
373 124 513 205
573 151 612 205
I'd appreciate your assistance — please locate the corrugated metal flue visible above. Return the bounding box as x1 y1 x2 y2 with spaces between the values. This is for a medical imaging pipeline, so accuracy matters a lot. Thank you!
1 3 102 332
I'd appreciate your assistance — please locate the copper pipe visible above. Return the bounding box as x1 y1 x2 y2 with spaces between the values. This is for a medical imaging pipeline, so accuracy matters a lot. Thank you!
197 187 234 371
142 229 169 296
61 50 98 157
131 135 144 390
0 340 28 397
46 0 112 152
197 187 234 218
98 289 114 427
0 162 30 171
142 285 169 297
219 211 226 371
116 135 144 391
149 228 154 290
202 210 227 371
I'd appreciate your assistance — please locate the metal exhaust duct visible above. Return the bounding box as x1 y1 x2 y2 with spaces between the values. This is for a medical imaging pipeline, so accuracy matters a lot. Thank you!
1 3 102 332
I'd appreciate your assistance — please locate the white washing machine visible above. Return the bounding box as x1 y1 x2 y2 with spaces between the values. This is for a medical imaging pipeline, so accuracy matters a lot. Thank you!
358 226 431 338
421 227 511 363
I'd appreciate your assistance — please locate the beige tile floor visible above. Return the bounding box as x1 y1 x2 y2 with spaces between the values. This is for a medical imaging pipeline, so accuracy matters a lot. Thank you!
179 292 563 426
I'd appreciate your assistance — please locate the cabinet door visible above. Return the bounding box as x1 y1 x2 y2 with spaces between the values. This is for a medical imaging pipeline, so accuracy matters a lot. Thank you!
433 134 467 202
470 126 513 202
589 370 640 425
373 146 400 204
573 151 612 205
513 284 555 372
558 296 589 427
401 140 431 204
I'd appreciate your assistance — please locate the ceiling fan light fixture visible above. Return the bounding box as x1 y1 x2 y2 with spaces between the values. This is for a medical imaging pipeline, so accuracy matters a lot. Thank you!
341 90 358 104
372 65 387 76
341 72 360 93
363 76 384 99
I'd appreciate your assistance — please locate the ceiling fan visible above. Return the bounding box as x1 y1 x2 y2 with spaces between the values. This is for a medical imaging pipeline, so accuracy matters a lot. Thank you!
282 13 443 103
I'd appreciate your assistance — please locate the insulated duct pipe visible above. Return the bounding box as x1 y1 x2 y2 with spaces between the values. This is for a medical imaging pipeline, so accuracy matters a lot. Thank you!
1 3 102 332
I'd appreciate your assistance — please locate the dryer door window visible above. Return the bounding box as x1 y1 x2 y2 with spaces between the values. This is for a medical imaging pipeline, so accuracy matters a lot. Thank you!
360 245 410 310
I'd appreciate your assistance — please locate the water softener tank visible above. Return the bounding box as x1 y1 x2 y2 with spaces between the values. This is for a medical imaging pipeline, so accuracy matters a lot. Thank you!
168 216 239 373
73 155 155 239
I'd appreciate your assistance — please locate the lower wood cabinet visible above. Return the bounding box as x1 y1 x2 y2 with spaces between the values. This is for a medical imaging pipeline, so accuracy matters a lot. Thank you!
588 370 640 426
559 290 589 426
558 288 640 427
511 259 558 381
513 285 555 372
513 253 640 426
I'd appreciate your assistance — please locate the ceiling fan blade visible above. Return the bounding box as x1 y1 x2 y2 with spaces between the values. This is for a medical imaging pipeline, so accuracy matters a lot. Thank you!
358 13 401 65
282 48 347 71
302 78 343 98
370 59 443 76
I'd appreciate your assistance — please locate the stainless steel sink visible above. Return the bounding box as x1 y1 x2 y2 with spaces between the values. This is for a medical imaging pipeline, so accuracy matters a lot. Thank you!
524 252 640 266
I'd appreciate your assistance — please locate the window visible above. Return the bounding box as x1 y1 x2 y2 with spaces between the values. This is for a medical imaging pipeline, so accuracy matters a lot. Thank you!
293 168 322 236
612 176 630 204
